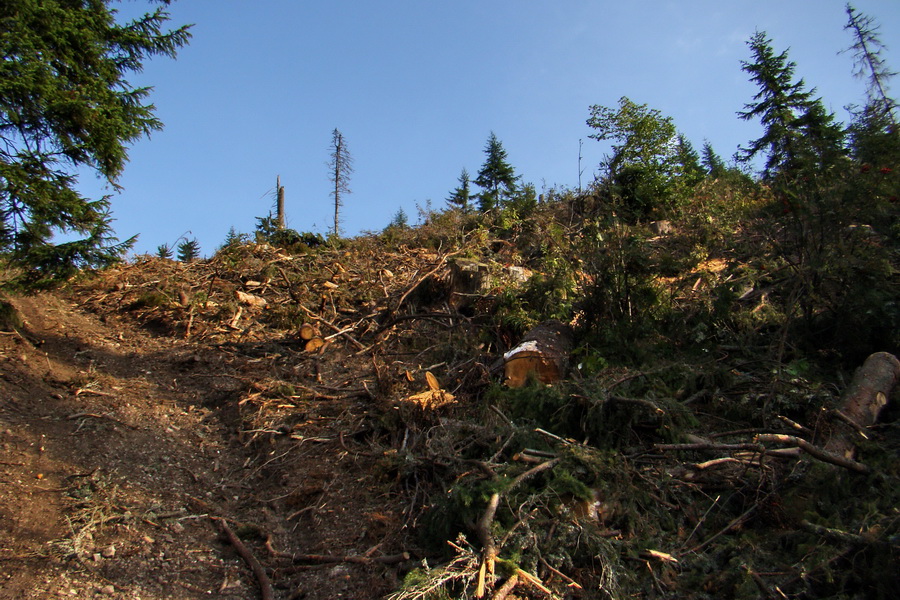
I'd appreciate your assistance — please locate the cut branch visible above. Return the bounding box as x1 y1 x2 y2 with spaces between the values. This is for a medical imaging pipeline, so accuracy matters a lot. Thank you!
215 518 274 600
755 434 871 474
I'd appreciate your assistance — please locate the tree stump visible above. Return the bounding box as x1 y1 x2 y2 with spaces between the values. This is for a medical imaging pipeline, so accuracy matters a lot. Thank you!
503 320 574 388
825 351 900 460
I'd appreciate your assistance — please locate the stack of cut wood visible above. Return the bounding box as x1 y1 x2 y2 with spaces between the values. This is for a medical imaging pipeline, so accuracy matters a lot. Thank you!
299 323 326 353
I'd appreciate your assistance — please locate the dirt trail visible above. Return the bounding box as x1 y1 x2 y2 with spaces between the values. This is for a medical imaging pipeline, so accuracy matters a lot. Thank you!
0 292 403 599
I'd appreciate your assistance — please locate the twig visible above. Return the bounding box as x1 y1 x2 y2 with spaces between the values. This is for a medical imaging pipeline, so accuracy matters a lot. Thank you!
830 409 870 439
776 415 812 436
214 517 274 600
754 433 871 474
681 500 761 556
534 428 573 446
539 556 583 589
799 519 900 549
491 573 519 600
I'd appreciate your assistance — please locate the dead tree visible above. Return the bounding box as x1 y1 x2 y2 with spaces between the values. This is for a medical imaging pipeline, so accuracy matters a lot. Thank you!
328 128 353 237
276 175 285 230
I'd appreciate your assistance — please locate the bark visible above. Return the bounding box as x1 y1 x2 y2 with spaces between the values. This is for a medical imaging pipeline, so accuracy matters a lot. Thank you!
825 351 900 460
503 320 574 388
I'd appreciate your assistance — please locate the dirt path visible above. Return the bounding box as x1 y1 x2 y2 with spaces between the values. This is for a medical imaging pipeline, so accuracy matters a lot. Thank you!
0 292 405 599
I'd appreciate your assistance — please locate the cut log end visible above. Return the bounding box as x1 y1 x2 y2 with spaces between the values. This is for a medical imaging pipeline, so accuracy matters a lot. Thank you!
304 337 326 354
503 320 574 388
298 323 320 341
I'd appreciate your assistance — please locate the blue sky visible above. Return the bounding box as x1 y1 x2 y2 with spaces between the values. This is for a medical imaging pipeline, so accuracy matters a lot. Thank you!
82 1 900 256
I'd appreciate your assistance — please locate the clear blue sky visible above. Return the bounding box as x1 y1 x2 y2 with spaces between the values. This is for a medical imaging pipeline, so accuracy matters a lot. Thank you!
81 1 900 256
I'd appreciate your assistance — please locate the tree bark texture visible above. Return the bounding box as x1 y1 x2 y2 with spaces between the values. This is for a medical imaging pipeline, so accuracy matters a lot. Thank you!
825 351 900 459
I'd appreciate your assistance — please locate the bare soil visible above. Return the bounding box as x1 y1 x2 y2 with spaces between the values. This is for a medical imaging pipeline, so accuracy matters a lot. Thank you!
0 290 407 599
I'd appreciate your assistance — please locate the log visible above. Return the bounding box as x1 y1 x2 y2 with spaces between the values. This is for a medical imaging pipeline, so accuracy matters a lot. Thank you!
298 323 319 341
825 351 900 460
304 337 326 353
503 320 574 388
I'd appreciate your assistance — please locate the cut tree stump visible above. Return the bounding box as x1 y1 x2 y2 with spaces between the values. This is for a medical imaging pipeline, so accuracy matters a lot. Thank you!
825 351 900 460
503 320 574 388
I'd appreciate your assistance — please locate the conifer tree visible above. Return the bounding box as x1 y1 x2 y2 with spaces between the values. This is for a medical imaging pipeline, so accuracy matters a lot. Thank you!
738 31 845 179
843 3 897 125
327 129 353 237
474 132 518 212
176 238 200 262
156 244 173 259
674 134 704 187
843 5 899 168
446 168 472 212
701 141 727 178
0 0 191 285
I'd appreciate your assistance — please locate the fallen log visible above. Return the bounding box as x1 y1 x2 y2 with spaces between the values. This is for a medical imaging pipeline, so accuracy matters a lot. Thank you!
503 320 574 388
825 351 900 460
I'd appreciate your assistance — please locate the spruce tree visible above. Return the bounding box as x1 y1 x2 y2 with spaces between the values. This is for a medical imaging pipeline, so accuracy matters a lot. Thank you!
701 141 727 178
446 168 472 212
0 0 191 286
738 31 844 180
474 132 518 212
176 238 200 262
674 134 704 187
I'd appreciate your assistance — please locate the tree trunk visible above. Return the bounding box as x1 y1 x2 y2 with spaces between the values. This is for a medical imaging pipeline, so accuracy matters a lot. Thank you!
276 175 285 230
503 320 574 388
825 351 900 460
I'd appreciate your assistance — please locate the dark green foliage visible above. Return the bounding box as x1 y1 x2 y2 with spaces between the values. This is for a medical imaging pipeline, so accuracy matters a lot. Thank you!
156 243 173 259
586 97 685 219
254 214 323 252
446 168 472 212
738 31 846 179
475 132 518 212
701 140 728 178
221 226 249 250
0 0 191 286
674 134 704 188
176 237 200 262
388 207 409 229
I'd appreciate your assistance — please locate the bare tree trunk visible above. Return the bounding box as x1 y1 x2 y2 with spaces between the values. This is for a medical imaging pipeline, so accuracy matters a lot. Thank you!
276 175 285 230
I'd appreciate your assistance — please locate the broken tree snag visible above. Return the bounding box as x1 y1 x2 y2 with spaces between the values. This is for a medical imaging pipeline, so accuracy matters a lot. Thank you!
503 320 574 388
825 351 900 460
